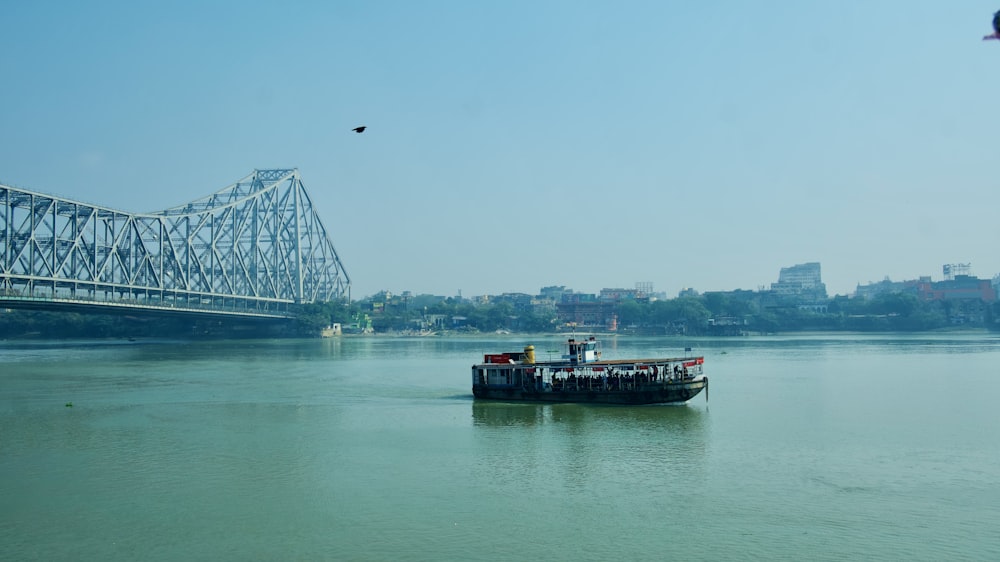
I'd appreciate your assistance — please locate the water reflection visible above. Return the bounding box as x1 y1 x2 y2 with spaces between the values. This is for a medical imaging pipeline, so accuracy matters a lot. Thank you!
471 400 705 431
471 401 547 427
469 401 709 492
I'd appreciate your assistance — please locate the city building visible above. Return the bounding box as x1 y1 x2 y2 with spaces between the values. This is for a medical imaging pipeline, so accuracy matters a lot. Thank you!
854 265 997 325
770 262 827 303
854 276 929 300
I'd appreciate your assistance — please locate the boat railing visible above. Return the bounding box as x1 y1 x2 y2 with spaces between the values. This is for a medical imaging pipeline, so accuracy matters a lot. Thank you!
474 360 704 392
548 368 700 392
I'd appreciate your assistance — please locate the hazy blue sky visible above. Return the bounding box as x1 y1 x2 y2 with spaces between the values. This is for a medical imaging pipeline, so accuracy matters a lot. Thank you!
3 1 1000 299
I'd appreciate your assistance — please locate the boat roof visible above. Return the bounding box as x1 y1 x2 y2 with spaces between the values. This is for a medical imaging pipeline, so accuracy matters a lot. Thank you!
475 356 702 367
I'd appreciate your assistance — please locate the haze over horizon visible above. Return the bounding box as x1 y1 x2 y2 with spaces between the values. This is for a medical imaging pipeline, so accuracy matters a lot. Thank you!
3 2 999 300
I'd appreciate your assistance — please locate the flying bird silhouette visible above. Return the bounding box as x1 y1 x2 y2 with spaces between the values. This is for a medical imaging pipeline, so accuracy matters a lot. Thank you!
352 126 367 133
984 9 1000 40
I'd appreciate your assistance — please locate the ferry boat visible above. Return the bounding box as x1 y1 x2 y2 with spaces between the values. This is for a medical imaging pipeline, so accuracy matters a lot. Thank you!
472 337 707 405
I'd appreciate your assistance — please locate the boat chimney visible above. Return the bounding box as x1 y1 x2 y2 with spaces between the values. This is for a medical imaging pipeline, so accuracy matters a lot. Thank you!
524 345 535 364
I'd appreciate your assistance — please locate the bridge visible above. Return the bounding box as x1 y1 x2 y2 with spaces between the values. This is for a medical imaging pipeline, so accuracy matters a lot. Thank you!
0 169 350 320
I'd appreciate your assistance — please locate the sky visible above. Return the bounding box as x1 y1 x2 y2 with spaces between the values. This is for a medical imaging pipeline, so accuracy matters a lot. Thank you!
3 1 1000 299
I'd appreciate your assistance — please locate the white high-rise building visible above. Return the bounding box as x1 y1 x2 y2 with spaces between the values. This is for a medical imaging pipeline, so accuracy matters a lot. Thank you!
771 262 827 301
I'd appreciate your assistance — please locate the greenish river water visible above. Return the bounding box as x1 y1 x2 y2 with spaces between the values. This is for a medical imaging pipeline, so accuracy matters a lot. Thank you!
2 334 999 561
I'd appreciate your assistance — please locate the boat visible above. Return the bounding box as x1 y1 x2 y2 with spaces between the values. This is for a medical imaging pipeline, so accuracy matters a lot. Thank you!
471 336 708 405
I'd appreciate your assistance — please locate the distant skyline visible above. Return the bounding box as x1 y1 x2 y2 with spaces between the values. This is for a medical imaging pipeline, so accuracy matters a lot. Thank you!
4 2 1000 299
371 258 992 300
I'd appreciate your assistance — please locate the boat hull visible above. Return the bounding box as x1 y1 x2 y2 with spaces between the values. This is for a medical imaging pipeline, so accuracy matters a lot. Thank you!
472 377 707 405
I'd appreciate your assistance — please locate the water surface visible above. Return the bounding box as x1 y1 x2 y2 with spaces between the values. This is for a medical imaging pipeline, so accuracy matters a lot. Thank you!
2 334 999 560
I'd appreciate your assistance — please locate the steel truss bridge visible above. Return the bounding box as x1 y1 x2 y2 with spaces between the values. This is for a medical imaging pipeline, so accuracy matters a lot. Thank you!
0 169 350 320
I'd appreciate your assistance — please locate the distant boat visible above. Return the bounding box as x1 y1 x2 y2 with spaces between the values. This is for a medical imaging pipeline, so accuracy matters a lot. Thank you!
471 336 707 405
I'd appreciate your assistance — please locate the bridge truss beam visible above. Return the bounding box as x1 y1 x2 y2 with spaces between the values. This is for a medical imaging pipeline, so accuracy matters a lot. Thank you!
0 169 350 316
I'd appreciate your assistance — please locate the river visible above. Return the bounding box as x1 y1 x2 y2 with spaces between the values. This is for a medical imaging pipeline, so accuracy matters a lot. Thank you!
2 333 999 560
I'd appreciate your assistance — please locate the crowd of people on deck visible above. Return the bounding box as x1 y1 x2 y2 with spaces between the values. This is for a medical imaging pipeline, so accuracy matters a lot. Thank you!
547 364 692 392
476 363 699 391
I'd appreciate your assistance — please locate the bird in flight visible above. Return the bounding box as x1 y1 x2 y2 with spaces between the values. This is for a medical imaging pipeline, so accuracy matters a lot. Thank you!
984 9 1000 40
352 126 367 133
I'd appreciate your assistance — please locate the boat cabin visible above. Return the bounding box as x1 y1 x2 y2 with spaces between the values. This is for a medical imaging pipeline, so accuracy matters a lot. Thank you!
564 337 600 364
